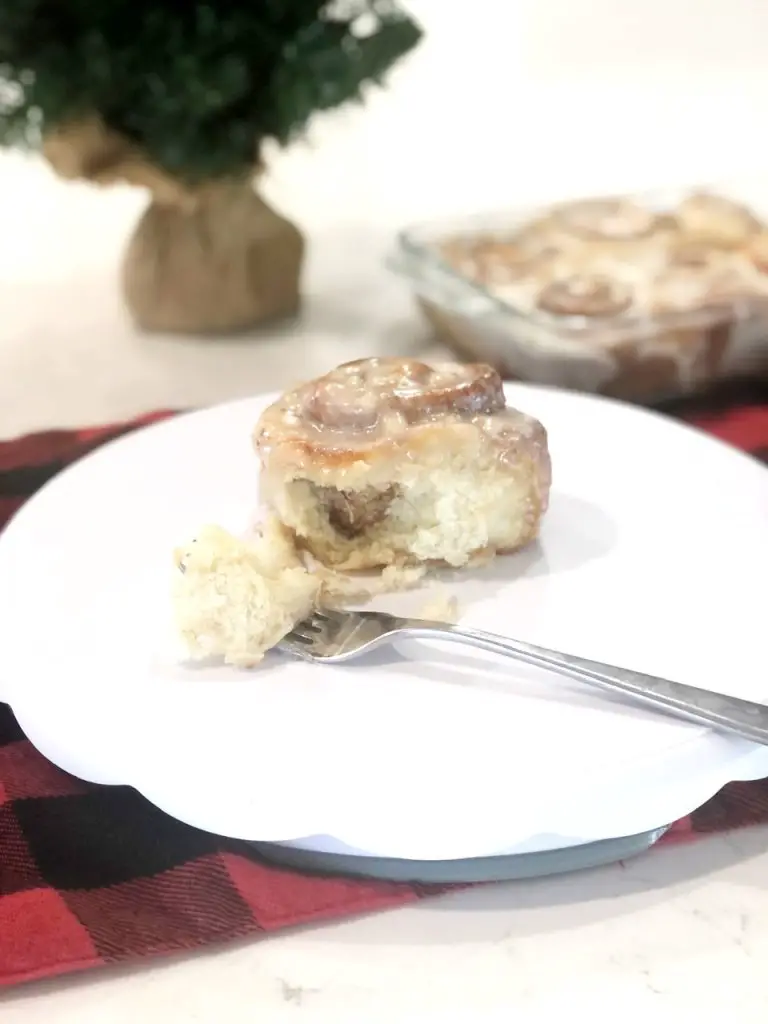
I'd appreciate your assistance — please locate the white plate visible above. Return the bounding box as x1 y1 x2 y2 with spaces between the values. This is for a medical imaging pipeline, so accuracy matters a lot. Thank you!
0 385 767 862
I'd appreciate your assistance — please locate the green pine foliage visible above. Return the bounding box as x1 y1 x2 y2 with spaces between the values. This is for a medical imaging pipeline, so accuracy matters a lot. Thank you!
0 1 422 182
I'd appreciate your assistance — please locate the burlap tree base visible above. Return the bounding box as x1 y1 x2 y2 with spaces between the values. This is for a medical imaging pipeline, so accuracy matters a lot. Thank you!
44 117 304 336
123 181 303 335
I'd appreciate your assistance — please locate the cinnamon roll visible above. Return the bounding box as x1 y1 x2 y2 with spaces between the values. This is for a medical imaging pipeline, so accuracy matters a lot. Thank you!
439 235 559 288
551 198 661 242
536 274 634 317
674 192 760 248
254 358 551 571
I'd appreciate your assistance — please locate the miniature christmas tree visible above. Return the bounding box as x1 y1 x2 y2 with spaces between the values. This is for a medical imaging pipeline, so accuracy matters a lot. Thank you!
0 1 422 334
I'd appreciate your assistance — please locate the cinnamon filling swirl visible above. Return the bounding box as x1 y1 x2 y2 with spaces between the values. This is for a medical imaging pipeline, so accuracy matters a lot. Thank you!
313 484 401 538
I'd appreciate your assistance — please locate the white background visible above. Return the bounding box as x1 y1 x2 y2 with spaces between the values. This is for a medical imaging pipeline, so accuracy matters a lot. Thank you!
3 1 768 434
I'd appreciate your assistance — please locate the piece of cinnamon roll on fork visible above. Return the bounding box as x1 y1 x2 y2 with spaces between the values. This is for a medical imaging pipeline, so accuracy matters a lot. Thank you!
254 358 551 571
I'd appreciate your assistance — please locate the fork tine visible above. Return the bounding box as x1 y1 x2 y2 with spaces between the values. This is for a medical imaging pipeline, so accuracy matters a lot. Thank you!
279 639 317 661
309 609 333 624
294 619 324 636
280 606 388 663
283 630 314 645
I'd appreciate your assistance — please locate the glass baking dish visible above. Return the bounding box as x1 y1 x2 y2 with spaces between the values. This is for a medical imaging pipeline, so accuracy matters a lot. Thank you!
389 184 768 403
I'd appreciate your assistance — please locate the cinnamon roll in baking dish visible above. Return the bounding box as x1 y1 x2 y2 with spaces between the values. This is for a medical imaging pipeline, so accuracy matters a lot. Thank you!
254 358 551 571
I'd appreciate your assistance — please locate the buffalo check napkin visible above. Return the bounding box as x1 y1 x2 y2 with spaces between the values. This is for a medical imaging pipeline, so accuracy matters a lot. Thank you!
1 388 767 986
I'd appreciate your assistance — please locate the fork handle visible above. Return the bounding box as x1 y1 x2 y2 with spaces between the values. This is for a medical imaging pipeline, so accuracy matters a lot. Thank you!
404 623 768 746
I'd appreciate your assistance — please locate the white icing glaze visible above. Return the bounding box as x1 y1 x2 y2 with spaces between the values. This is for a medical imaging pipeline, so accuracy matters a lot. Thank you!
255 358 548 477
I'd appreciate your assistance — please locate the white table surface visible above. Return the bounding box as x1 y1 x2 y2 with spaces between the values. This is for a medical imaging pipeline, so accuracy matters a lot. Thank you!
3 1 768 1018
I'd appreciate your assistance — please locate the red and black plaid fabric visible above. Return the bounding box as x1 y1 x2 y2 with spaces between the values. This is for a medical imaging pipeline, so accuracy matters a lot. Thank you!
1 388 767 987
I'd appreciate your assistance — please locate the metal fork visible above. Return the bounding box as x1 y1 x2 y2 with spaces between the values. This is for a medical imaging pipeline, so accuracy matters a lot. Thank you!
280 608 768 746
